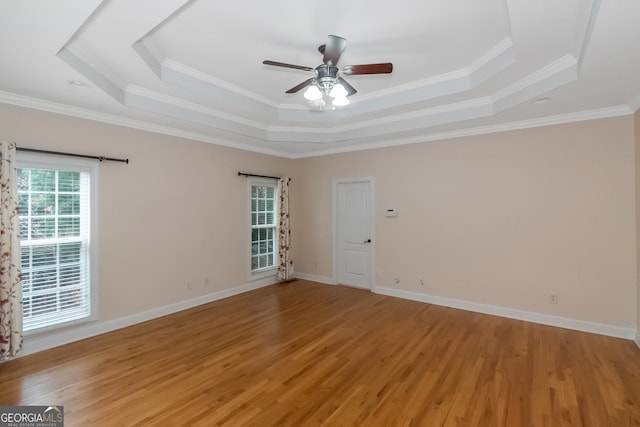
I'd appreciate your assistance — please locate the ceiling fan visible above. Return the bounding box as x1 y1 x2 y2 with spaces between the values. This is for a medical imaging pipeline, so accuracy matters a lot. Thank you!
263 35 393 108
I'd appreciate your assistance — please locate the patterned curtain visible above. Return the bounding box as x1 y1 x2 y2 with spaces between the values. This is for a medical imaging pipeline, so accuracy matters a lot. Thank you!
0 141 22 360
277 177 294 280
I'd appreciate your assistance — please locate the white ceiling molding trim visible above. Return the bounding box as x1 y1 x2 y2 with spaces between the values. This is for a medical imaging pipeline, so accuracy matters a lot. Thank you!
57 47 126 105
291 105 634 159
491 55 578 112
124 86 268 140
574 0 601 70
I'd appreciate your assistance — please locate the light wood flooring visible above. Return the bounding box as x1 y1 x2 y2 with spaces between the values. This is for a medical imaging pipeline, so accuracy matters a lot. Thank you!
1 280 639 426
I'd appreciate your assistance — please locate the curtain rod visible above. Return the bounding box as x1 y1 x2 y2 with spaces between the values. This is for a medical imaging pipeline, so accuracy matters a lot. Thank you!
17 147 129 164
238 171 290 181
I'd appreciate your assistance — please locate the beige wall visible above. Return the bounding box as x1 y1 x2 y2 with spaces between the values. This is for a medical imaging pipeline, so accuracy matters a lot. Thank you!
293 117 637 328
636 109 640 337
1 102 638 346
0 104 294 324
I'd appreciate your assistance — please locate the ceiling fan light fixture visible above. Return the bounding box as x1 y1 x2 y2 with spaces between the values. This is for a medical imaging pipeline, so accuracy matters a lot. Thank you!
303 84 323 100
264 35 392 110
329 83 348 98
332 96 350 106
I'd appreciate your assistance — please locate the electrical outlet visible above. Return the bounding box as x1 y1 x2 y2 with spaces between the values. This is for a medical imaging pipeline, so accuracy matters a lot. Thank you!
548 293 558 304
419 277 424 287
204 277 210 287
186 281 192 290
394 273 400 284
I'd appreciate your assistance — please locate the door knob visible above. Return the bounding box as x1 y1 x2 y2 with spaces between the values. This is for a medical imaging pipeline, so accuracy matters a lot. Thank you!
363 239 371 243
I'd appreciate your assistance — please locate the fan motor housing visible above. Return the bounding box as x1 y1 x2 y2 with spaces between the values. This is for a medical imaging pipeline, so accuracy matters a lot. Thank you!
316 64 340 93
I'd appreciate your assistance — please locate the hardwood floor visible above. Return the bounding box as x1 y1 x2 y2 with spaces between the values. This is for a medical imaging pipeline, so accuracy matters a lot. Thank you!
1 280 639 426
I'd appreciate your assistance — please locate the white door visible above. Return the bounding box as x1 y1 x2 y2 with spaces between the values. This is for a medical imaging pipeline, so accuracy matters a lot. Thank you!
336 181 372 289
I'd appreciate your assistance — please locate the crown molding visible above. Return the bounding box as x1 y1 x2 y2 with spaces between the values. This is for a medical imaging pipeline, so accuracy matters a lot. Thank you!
0 92 290 158
290 105 633 158
0 90 631 160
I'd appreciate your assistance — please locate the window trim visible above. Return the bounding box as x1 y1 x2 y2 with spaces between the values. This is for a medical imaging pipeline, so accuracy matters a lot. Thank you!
247 178 279 281
17 152 99 335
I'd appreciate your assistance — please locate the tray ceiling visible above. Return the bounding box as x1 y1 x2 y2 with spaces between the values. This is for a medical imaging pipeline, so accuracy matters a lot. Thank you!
1 0 639 158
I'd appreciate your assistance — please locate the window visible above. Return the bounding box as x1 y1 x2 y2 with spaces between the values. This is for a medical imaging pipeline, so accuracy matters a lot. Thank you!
251 182 278 272
17 155 96 332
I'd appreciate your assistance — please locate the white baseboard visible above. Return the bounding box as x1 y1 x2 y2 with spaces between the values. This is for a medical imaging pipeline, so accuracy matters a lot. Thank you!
18 278 639 358
374 286 637 340
293 272 335 285
21 277 277 357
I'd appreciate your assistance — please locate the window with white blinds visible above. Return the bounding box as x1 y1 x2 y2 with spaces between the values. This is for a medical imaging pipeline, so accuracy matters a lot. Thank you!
17 156 96 332
250 182 278 272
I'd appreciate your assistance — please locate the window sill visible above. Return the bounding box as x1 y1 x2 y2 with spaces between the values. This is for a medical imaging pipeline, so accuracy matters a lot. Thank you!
250 267 277 282
23 314 97 337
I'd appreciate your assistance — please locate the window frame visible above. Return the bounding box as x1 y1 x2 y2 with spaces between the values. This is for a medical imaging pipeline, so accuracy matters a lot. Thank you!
17 152 99 334
248 178 279 280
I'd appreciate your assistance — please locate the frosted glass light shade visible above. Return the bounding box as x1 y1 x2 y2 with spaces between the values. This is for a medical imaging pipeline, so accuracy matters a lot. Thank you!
303 85 323 100
332 96 350 106
329 83 348 98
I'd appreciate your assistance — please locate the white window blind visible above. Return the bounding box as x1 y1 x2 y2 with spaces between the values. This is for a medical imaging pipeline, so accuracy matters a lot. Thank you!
18 166 92 332
251 183 278 271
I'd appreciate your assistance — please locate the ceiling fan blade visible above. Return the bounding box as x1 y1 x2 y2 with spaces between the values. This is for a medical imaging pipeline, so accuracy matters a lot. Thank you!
323 35 347 66
337 77 357 96
342 63 393 75
285 78 314 94
263 60 314 72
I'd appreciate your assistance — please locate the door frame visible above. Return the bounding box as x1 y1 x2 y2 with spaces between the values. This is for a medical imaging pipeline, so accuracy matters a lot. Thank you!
332 177 375 289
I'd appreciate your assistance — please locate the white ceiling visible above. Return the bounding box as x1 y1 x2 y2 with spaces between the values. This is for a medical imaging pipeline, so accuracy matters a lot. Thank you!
1 0 639 158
